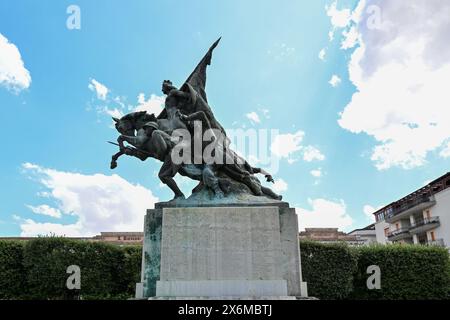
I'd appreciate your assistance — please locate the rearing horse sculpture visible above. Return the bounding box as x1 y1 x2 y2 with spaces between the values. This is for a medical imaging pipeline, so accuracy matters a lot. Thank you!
109 38 282 201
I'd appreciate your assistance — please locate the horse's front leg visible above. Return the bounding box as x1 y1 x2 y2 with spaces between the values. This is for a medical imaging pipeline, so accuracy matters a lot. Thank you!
117 134 140 150
117 134 147 151
112 135 139 169
110 150 124 169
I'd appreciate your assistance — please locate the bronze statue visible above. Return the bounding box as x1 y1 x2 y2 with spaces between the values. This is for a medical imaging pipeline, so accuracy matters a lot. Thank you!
110 38 282 202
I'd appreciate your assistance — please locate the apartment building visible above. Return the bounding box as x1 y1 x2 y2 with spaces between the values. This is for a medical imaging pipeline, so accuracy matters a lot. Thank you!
373 172 450 247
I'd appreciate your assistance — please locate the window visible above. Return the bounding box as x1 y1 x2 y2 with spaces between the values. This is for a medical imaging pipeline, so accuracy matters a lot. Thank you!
384 228 389 237
431 231 436 241
395 223 400 230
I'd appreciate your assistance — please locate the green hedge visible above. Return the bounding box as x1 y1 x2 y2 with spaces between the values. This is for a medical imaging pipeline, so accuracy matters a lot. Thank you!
0 240 26 299
351 244 450 300
2 238 450 299
121 245 143 294
300 240 358 299
0 237 141 300
300 241 450 300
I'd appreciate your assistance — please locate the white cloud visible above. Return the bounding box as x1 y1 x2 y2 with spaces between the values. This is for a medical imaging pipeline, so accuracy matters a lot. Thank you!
271 130 325 163
19 163 158 237
89 84 165 123
271 130 305 159
341 26 360 49
96 105 124 119
19 220 83 237
363 204 376 222
310 169 322 178
272 179 288 193
26 204 62 218
328 74 342 87
328 31 335 42
326 0 365 42
0 33 31 92
246 111 261 124
326 1 352 29
318 48 326 61
88 79 108 100
22 162 39 170
303 146 325 162
135 93 165 115
327 0 366 29
104 107 124 119
287 158 296 165
333 0 450 170
439 141 450 158
297 198 353 231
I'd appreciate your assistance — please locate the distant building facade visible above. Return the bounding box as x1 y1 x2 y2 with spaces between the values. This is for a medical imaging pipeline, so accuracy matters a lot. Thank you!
0 231 144 245
347 224 377 245
373 172 450 248
299 228 366 246
92 232 143 244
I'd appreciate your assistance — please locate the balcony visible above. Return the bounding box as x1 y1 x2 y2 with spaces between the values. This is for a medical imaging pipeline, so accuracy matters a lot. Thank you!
387 228 412 242
386 195 436 223
427 239 445 247
409 216 440 234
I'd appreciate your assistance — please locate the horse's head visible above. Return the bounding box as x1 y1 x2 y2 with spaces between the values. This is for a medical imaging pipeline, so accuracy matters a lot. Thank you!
113 111 158 135
112 116 135 136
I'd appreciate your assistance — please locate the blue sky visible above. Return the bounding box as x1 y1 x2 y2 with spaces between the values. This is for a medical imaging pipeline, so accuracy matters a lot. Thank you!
1 0 449 236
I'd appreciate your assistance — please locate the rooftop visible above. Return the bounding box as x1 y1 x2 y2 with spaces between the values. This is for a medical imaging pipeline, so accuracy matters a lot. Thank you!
348 223 375 234
99 232 143 236
372 172 450 217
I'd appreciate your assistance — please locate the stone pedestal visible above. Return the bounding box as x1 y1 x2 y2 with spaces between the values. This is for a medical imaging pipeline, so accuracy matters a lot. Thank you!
135 202 307 299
